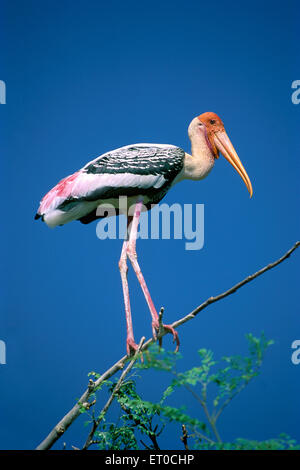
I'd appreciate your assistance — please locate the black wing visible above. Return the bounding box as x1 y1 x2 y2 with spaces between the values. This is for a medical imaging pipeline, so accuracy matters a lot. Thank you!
84 144 184 177
78 144 185 224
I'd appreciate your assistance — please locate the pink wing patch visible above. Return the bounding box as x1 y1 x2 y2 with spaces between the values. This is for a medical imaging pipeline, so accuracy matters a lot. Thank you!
37 172 80 215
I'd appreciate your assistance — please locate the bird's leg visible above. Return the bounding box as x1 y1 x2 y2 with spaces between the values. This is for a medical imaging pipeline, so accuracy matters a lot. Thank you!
126 200 180 351
118 236 140 356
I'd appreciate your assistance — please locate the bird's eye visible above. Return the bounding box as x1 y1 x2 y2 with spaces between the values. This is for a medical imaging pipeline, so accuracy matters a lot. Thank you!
210 119 216 125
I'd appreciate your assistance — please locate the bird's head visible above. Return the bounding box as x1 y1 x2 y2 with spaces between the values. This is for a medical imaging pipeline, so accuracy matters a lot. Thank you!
189 112 253 197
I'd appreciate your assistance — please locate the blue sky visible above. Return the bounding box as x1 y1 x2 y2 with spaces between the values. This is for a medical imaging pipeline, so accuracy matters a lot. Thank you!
1 0 299 450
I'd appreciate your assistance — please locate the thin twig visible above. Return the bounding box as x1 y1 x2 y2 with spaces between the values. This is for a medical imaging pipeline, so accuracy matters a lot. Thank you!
191 429 216 445
213 380 249 422
158 307 164 348
183 382 222 443
172 241 300 330
180 424 189 450
35 241 299 450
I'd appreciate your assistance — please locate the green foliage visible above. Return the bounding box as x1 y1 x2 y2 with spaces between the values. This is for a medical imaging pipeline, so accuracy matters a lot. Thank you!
82 333 298 450
95 423 138 450
193 434 300 450
137 332 274 423
232 435 300 450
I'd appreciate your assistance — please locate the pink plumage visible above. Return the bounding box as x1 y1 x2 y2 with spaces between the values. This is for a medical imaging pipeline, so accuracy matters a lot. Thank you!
37 172 80 215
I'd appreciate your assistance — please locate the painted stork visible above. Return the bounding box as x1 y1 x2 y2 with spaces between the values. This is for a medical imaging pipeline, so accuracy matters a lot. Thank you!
35 112 253 355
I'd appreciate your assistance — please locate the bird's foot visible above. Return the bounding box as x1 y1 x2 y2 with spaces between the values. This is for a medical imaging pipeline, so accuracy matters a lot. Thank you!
126 337 144 361
152 320 180 353
126 337 140 356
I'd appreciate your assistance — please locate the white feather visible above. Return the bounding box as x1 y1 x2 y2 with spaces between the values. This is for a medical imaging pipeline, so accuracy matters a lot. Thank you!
70 172 167 198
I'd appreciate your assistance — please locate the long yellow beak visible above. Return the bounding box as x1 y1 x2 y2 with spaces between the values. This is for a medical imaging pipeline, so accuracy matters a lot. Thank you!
214 130 253 198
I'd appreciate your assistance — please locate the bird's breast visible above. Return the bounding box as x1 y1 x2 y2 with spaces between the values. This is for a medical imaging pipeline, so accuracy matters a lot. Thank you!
175 152 215 182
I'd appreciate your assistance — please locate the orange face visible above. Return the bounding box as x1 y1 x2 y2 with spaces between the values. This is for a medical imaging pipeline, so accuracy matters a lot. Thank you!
198 112 253 197
198 112 224 158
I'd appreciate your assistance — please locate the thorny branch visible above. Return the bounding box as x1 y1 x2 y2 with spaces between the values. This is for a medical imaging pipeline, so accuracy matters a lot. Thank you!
35 241 299 450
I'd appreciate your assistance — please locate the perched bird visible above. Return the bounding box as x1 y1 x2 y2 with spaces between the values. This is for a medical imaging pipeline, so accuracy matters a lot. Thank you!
35 112 253 355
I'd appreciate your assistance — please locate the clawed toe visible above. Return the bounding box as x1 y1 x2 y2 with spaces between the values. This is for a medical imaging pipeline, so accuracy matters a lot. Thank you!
126 338 139 356
152 321 180 352
164 324 180 352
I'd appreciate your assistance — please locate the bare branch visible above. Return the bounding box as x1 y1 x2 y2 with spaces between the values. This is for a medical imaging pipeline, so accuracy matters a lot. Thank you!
35 241 299 450
172 241 300 329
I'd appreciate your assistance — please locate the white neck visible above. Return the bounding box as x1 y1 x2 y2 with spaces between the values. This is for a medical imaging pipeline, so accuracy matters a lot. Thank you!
173 130 215 185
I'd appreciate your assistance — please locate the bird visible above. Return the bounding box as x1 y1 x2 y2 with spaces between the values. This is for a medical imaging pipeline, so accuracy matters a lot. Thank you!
35 112 253 355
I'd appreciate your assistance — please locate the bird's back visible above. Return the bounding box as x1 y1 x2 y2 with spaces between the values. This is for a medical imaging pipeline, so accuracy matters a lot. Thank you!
35 143 185 228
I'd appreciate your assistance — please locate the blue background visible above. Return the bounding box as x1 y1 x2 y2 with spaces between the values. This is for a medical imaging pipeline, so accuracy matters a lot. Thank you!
1 0 299 450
